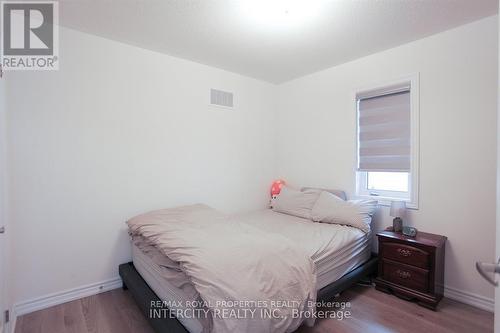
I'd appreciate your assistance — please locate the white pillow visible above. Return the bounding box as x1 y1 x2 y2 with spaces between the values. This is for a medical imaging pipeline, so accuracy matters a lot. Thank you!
311 191 377 233
272 186 320 219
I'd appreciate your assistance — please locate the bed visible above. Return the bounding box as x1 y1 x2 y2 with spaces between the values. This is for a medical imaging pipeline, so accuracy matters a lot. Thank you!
119 189 378 333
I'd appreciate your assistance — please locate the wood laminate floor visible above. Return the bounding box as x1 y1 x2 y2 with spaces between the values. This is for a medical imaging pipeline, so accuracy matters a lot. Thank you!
14 284 493 333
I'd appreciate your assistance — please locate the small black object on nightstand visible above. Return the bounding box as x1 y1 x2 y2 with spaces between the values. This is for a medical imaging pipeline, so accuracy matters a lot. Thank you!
402 226 418 237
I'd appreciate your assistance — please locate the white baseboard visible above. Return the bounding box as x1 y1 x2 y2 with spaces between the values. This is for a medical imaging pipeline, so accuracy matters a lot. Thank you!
13 277 122 317
444 285 494 312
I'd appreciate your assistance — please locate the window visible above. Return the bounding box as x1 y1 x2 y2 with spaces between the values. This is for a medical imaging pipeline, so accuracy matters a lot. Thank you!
368 172 409 192
355 75 419 208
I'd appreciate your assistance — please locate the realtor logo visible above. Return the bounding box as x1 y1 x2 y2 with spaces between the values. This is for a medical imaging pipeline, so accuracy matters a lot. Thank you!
1 1 58 70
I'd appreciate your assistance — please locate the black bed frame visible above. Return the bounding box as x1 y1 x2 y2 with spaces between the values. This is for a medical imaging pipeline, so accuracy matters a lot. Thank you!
119 254 378 333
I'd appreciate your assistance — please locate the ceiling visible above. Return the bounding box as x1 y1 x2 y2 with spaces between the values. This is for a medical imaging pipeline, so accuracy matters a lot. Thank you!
58 0 498 84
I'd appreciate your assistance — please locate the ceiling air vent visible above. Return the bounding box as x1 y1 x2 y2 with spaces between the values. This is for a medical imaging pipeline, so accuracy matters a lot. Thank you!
210 88 234 108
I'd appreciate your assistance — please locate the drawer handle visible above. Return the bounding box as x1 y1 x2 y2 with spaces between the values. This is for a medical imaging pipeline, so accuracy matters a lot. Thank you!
397 248 412 257
396 269 411 279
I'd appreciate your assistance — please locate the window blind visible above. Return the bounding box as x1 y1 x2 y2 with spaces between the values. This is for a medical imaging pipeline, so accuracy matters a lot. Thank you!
357 89 411 172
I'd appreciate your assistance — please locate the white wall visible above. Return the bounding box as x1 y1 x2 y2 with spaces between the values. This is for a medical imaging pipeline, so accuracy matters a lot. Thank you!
6 27 276 304
276 16 498 302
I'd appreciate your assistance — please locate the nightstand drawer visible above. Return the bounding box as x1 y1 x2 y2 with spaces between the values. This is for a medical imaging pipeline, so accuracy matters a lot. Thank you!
381 242 430 269
382 260 429 292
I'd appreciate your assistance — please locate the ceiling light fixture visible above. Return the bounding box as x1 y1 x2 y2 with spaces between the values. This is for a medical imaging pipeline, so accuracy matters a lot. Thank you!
239 0 322 31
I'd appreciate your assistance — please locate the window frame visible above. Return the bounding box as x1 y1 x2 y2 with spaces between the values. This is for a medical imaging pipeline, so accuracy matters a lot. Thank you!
354 74 420 209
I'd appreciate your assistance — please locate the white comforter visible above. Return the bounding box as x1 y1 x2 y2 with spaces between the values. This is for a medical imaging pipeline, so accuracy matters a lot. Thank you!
127 204 317 333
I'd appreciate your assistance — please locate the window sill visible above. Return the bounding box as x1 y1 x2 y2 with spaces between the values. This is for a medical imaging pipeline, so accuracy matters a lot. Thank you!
354 194 419 210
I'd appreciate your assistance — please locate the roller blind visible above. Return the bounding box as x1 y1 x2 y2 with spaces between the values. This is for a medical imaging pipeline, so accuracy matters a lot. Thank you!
357 88 411 172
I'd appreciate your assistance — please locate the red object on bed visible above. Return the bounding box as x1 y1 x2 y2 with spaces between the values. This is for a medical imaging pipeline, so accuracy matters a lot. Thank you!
270 180 286 197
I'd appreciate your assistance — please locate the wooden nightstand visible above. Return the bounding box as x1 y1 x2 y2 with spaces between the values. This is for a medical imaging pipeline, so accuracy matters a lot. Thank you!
375 230 447 310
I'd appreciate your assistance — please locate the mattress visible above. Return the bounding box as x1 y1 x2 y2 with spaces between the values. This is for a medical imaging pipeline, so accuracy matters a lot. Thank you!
131 209 371 332
132 240 212 333
231 209 371 289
